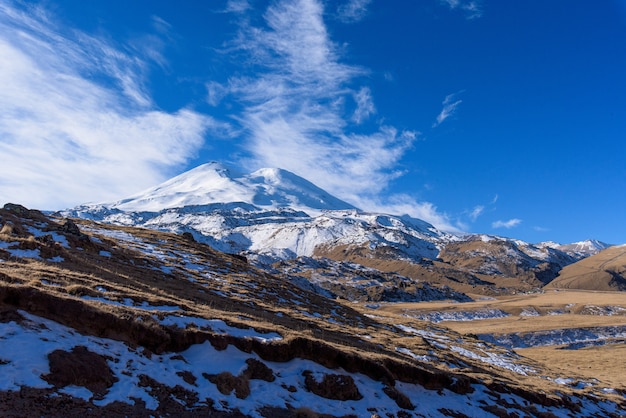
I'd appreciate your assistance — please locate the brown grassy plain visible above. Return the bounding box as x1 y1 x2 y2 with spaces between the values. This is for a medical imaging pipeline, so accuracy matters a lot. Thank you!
373 289 626 389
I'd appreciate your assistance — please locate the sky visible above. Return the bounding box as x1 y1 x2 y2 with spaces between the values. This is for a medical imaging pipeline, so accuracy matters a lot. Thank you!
1 0 625 245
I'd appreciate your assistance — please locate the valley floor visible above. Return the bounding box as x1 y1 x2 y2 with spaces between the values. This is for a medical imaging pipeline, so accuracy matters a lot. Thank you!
373 289 626 392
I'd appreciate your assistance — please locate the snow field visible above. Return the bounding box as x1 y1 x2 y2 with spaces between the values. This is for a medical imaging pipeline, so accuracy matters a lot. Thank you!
4 311 621 417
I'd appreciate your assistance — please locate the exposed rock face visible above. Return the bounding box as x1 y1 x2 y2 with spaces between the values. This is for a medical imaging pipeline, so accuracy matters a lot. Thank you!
244 358 275 382
43 346 117 396
302 371 363 401
60 219 82 236
383 385 415 410
205 371 251 399
203 358 275 400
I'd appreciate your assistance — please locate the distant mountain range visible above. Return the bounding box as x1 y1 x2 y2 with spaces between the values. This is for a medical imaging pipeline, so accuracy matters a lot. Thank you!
59 162 614 295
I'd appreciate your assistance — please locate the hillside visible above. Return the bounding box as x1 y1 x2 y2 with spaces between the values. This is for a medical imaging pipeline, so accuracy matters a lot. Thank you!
2 204 625 417
545 245 626 291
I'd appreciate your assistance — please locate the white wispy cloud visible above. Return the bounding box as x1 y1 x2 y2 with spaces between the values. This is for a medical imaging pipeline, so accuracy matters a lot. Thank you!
439 0 483 19
336 0 372 23
217 0 457 231
222 4 396 195
0 0 215 210
469 205 484 222
352 87 376 123
492 218 522 229
224 0 251 14
465 193 499 223
206 81 228 106
433 92 463 127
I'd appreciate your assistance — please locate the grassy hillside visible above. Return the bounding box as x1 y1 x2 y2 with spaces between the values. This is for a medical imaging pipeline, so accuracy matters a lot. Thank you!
0 204 624 417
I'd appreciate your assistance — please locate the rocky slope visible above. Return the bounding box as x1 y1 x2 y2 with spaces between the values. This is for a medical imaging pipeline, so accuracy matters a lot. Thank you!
1 203 625 417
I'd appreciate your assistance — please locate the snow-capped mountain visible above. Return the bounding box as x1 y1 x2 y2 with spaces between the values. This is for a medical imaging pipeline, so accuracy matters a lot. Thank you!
61 162 452 263
60 162 609 293
541 239 611 258
101 162 355 214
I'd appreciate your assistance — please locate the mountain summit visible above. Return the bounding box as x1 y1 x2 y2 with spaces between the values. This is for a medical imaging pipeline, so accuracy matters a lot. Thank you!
61 162 447 262
108 162 355 214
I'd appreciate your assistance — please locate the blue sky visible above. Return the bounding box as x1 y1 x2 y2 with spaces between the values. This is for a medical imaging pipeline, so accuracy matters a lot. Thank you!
1 0 624 245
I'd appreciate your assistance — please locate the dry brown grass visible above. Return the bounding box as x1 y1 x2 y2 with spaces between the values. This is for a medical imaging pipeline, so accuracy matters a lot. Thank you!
546 245 626 291
315 243 545 297
369 289 626 391
519 344 626 390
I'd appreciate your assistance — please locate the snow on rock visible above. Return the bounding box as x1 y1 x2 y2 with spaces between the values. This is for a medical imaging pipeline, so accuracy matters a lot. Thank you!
396 324 535 376
156 315 283 342
539 239 611 258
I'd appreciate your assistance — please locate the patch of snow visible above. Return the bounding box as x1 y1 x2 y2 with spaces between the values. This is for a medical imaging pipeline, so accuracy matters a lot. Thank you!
6 248 41 260
406 309 510 323
60 385 93 401
80 296 181 312
449 345 535 376
581 305 626 316
520 308 540 317
479 325 626 349
25 226 70 248
395 347 434 362
0 311 621 417
156 315 282 342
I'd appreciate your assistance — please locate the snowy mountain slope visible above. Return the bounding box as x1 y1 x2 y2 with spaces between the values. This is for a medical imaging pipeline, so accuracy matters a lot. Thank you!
2 204 624 417
60 162 609 293
438 234 580 285
99 162 356 214
541 239 612 258
60 162 454 264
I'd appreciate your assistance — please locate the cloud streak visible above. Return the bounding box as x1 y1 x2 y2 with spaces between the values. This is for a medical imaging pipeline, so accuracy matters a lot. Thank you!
492 219 522 229
0 0 215 210
439 0 483 19
433 92 463 127
336 0 372 23
469 205 484 222
0 0 461 234
218 0 460 231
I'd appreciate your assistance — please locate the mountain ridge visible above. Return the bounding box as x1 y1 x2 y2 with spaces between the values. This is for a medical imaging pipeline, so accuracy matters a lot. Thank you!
58 162 614 295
